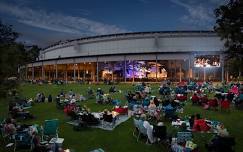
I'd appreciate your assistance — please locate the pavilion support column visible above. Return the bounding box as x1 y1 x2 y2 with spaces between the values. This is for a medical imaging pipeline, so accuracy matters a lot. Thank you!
91 71 94 82
132 60 135 83
221 55 224 82
156 54 158 82
124 56 126 83
48 65 51 81
96 58 99 83
25 65 28 80
55 63 58 80
179 63 182 82
83 63 86 81
226 70 229 82
73 64 76 82
222 63 224 82
112 63 114 82
170 61 173 80
188 58 191 82
175 60 177 82
32 64 34 80
65 64 68 83
41 62 44 80
77 64 80 80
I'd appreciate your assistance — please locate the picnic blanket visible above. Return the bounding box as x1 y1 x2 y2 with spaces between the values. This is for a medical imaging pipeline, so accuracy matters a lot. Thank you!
67 115 130 131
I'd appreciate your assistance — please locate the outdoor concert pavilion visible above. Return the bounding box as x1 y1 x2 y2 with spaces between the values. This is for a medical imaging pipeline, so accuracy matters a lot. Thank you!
22 31 226 82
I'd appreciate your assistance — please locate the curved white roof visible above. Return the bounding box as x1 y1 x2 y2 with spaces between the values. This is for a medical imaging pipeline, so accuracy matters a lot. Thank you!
39 31 224 61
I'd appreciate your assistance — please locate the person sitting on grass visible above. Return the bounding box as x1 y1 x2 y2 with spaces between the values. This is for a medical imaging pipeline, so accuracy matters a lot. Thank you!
189 115 195 129
153 97 159 107
216 124 229 137
3 118 17 137
200 94 208 106
48 94 52 102
207 98 219 110
192 114 211 132
143 119 155 144
9 102 34 119
97 88 104 95
32 131 51 152
205 125 234 152
191 93 199 105
144 85 151 94
220 96 230 111
103 109 116 125
109 86 117 93
148 100 156 110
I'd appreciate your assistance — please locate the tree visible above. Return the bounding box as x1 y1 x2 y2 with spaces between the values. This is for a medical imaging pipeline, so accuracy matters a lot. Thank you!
0 21 40 96
0 21 18 45
214 0 243 78
25 45 41 62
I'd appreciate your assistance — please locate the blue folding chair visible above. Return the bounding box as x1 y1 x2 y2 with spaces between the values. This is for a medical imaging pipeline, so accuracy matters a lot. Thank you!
177 132 192 143
42 119 59 141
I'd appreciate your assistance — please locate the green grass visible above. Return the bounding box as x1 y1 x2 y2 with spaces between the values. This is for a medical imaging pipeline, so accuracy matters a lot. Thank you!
1 83 243 152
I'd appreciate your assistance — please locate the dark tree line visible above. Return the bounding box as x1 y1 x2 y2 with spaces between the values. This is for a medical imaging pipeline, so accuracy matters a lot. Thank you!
214 0 243 78
0 20 40 96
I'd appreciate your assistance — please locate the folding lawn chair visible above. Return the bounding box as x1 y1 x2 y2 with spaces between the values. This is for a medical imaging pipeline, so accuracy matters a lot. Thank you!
14 130 32 151
42 119 59 141
137 120 148 143
176 132 192 144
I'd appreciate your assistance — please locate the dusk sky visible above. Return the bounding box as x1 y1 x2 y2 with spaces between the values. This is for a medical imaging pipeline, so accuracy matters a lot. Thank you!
0 0 227 47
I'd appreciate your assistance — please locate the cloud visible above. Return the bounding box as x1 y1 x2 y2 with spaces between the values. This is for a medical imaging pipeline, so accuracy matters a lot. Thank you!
170 0 227 29
72 8 91 16
0 2 128 36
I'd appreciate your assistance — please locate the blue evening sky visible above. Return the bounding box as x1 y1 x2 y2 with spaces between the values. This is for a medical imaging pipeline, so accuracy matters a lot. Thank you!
0 0 227 47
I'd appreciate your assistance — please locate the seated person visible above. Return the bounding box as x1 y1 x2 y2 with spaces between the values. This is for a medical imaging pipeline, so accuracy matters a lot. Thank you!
206 127 234 152
55 95 60 103
193 114 211 132
87 87 94 96
176 94 187 101
80 112 100 125
221 97 230 110
48 94 52 102
32 131 50 152
216 124 229 137
79 94 86 101
9 103 33 119
153 122 167 141
148 100 156 109
153 97 159 107
103 109 116 125
3 118 16 136
189 115 195 129
97 88 104 95
226 92 234 102
208 98 218 109
144 85 151 94
143 120 155 144
109 86 117 93
96 94 104 104
60 90 65 96
191 93 199 104
200 94 208 105
26 98 33 106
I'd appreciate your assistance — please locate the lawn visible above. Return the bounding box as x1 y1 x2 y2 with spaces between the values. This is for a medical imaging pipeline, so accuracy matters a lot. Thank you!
1 83 243 152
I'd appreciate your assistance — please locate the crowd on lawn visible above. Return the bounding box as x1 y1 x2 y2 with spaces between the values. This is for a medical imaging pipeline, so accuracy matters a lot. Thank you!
1 80 242 152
